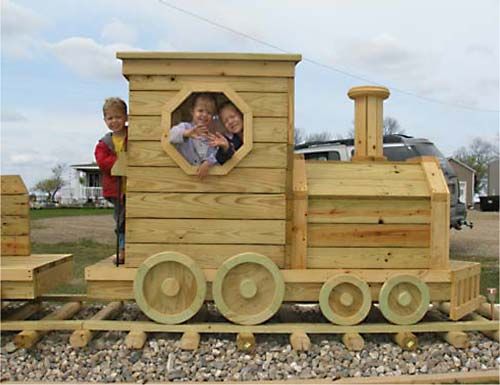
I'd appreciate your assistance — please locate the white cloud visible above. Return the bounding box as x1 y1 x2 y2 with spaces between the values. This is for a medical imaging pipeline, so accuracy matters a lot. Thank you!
48 37 139 79
1 0 48 58
1 109 28 122
101 19 138 45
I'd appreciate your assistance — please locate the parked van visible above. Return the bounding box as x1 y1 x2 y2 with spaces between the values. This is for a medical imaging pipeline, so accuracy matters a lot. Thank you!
295 134 472 229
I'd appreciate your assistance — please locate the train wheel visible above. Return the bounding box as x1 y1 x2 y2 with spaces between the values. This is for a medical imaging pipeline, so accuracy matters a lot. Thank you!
319 274 372 325
379 274 430 325
134 251 206 324
212 253 285 325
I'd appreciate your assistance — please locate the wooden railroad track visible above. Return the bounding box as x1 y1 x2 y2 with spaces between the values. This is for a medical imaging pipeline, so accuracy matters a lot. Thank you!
1 295 498 352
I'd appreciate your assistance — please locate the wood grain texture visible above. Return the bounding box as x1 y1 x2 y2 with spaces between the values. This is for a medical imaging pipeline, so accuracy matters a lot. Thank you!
308 224 430 247
1 216 30 236
308 198 430 224
130 91 288 117
126 193 285 219
127 141 287 168
126 167 286 193
125 243 285 268
127 218 286 244
128 116 287 143
1 175 27 195
122 59 296 77
306 162 426 181
1 235 31 256
1 195 29 216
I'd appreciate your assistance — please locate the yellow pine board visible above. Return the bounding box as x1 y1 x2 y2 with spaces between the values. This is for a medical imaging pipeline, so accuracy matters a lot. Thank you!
1 254 73 281
1 216 29 236
128 116 288 143
126 167 286 193
126 192 286 219
128 75 289 92
125 243 285 268
306 162 426 181
1 196 29 216
127 218 286 244
307 247 430 269
127 141 287 168
117 52 302 62
308 178 429 198
308 223 430 247
1 235 31 256
121 59 296 78
129 91 288 117
308 198 430 224
1 175 28 195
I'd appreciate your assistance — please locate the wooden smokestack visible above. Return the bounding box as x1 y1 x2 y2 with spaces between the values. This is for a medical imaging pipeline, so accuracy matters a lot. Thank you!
348 86 390 161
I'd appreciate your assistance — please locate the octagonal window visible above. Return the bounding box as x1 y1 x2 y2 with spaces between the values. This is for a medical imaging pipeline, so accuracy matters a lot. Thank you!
160 84 253 176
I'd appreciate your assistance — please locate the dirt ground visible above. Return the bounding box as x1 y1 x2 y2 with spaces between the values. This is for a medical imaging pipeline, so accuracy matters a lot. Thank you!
32 210 499 259
31 215 115 244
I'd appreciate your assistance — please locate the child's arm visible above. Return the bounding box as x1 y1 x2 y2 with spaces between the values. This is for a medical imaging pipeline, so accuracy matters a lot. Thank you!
94 141 117 172
169 122 191 144
197 146 218 179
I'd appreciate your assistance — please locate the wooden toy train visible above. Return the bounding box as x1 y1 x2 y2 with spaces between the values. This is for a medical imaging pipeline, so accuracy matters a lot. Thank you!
1 53 483 328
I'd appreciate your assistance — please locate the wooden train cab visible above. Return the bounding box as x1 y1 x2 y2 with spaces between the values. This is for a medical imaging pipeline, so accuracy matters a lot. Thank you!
85 52 482 326
1 175 72 300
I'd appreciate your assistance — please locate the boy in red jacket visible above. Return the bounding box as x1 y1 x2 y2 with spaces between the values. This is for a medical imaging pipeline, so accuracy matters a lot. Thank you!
94 97 128 264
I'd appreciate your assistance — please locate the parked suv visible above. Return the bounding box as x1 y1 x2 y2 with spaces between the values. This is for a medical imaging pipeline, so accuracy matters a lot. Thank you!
295 134 471 229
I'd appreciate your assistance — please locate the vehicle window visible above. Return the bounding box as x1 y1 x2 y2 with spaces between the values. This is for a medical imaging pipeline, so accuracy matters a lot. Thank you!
328 151 341 161
411 143 456 177
383 146 416 161
304 152 329 161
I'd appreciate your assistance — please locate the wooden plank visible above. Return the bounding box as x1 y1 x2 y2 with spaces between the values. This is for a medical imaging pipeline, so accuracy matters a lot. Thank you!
129 91 288 117
122 59 296 78
0 175 28 195
127 141 287 168
290 154 308 268
0 254 72 270
86 280 451 302
127 167 286 193
128 116 287 143
117 52 302 62
307 247 430 269
306 162 426 181
1 235 30 256
127 218 286 244
128 75 289 92
308 179 430 198
125 243 285 268
308 198 430 224
353 97 367 158
3 317 495 334
308 224 430 247
1 216 29 236
334 369 499 384
1 195 29 216
35 257 73 297
1 282 35 299
126 193 286 219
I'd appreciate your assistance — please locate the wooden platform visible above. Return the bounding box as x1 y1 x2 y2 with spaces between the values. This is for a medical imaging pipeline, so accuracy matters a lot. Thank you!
85 256 479 305
1 254 73 299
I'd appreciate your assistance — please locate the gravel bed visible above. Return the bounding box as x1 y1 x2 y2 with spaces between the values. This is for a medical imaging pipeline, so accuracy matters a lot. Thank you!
1 303 499 383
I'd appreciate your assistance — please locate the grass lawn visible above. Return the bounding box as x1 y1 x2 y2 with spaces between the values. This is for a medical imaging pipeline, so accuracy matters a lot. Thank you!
32 239 114 294
30 207 113 220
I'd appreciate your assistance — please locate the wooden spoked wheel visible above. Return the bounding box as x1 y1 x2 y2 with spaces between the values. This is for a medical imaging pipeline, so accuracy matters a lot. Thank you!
379 274 430 325
212 253 285 325
319 274 372 325
134 251 206 324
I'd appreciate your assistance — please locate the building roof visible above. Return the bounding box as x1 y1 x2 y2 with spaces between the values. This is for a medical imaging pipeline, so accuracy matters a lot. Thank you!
447 157 476 174
71 162 99 171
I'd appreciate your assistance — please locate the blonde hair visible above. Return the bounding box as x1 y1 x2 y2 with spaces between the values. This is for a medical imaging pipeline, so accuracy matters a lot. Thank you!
103 97 127 116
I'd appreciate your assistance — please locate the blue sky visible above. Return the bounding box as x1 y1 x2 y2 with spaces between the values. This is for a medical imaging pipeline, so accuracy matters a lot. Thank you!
2 0 499 188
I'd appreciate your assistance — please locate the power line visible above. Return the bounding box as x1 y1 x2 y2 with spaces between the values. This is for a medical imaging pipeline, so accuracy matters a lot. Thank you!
157 0 499 113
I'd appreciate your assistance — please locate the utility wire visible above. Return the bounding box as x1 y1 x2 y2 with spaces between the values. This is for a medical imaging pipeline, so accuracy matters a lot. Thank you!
157 0 499 113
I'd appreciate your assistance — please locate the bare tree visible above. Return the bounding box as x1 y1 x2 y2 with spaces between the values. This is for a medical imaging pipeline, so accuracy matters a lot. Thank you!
294 127 305 145
454 137 499 193
305 131 335 142
383 117 405 136
343 116 405 139
33 164 66 202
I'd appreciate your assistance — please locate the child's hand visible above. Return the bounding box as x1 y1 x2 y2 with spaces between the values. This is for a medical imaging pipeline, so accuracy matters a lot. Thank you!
208 132 229 151
184 124 209 139
197 161 211 179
